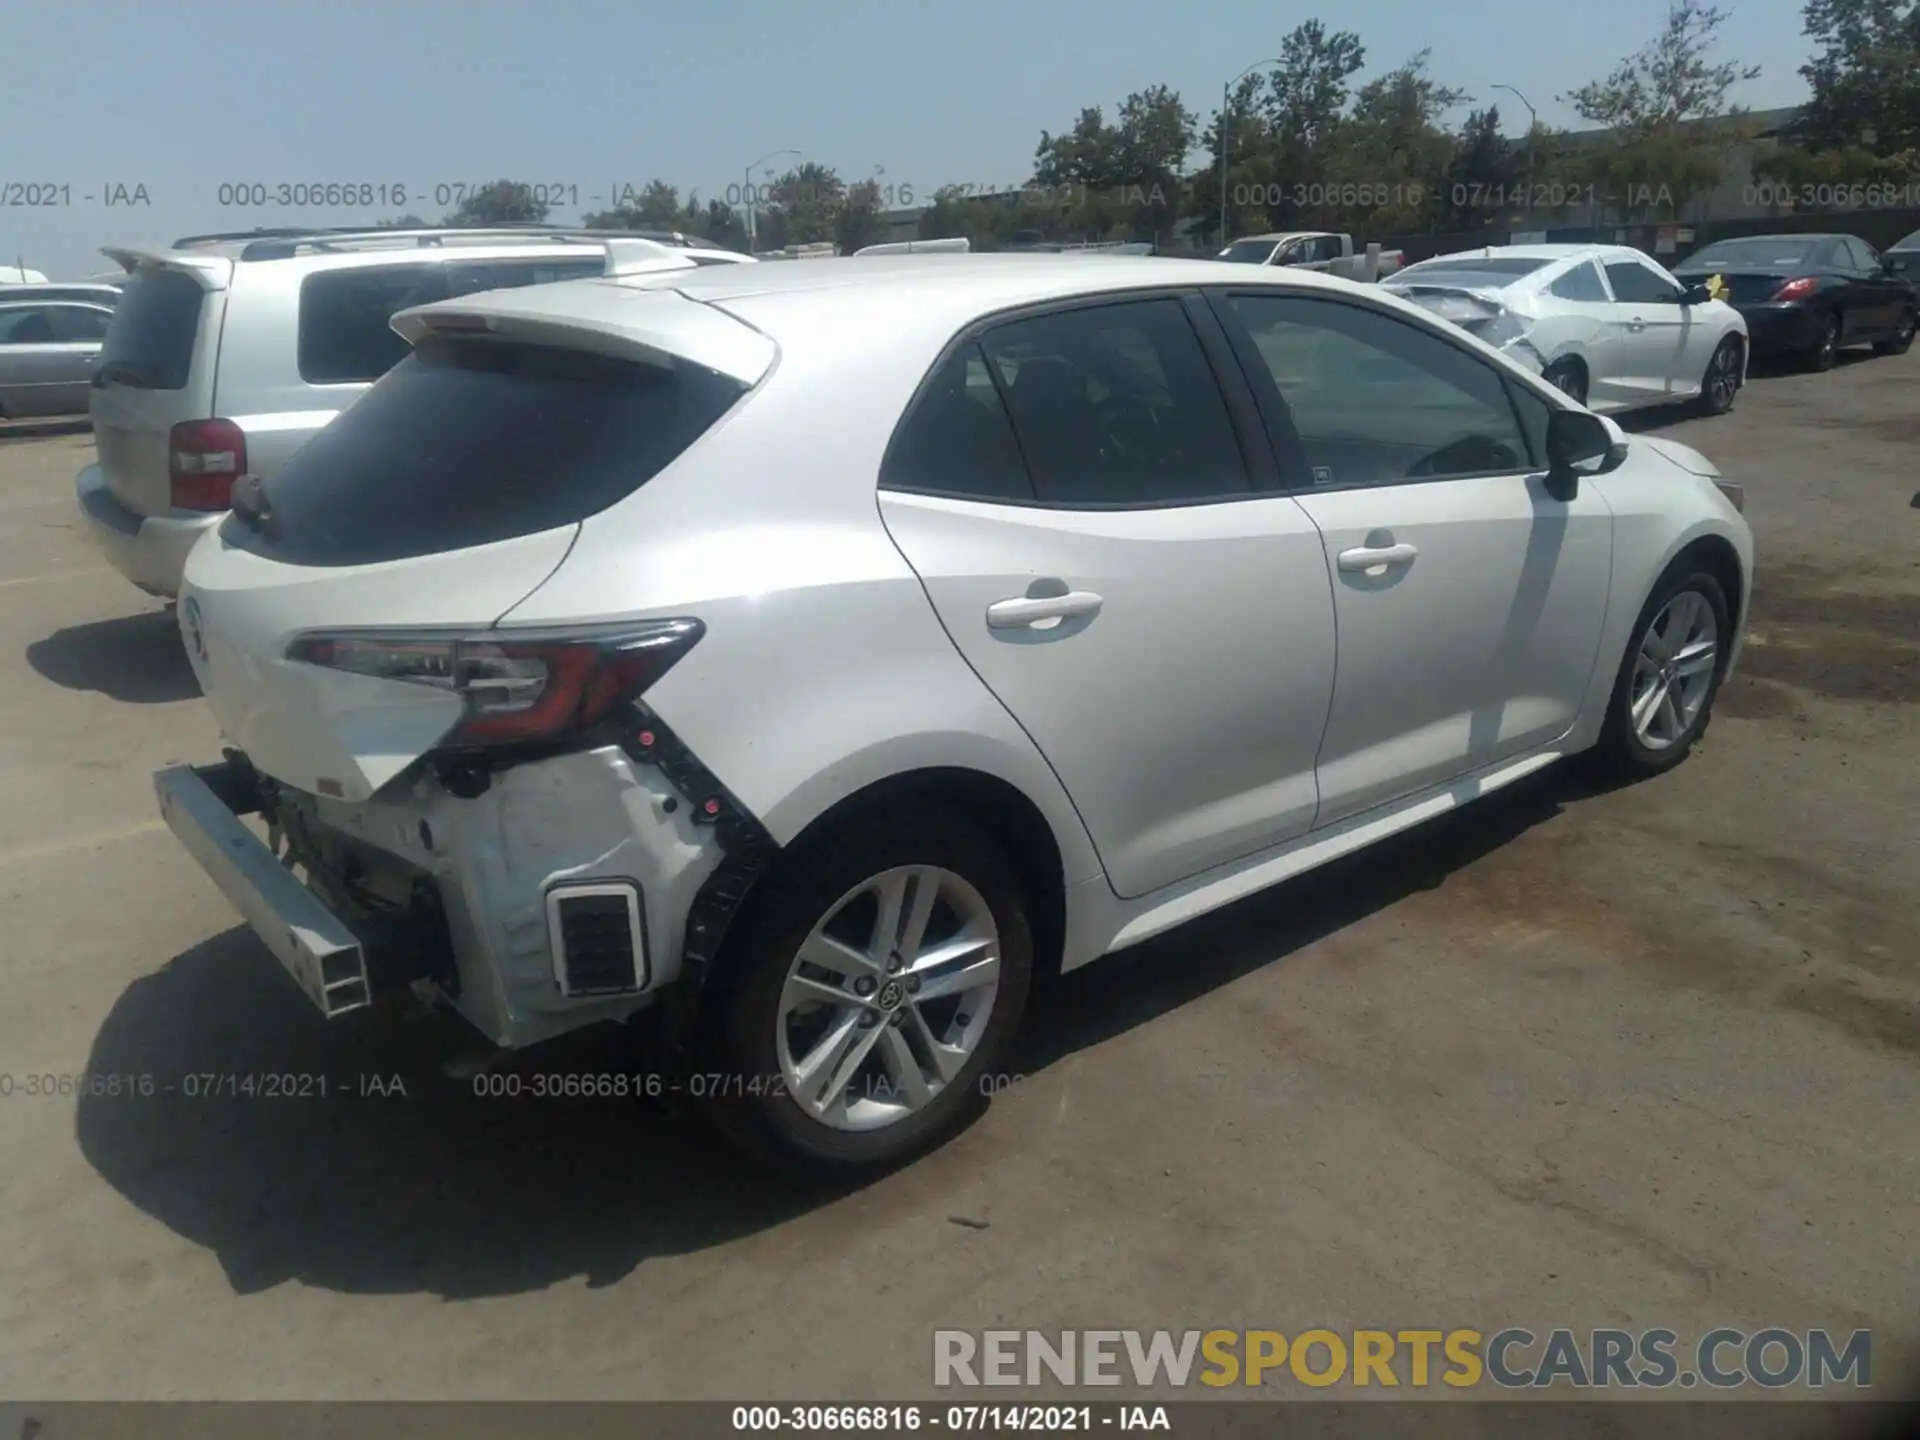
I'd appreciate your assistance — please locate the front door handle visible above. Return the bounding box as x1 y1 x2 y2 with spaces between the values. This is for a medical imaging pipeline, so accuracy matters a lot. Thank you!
1337 542 1418 573
986 590 1103 629
1626 316 1647 332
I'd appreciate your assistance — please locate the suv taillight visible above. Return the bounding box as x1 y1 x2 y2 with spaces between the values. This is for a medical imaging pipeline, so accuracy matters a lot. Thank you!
170 419 248 510
285 620 703 751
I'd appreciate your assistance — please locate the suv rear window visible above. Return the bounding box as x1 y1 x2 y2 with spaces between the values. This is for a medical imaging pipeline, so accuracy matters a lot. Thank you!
97 266 204 389
297 258 606 385
220 336 747 567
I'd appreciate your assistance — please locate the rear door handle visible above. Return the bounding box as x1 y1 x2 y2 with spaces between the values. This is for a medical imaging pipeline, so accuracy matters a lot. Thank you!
1337 542 1418 572
986 590 1103 629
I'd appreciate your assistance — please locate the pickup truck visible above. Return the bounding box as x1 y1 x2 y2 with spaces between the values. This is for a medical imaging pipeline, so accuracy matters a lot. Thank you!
1217 231 1404 280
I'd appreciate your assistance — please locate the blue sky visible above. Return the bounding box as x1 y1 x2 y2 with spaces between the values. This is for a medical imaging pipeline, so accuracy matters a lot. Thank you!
9 0 1811 277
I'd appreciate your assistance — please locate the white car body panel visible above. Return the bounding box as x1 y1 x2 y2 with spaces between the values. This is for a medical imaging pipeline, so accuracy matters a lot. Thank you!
164 255 1755 1048
1385 244 1747 414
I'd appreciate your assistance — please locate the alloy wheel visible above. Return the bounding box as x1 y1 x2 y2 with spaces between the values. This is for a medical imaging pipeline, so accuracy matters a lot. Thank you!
1706 342 1740 410
775 865 1001 1132
1630 588 1720 750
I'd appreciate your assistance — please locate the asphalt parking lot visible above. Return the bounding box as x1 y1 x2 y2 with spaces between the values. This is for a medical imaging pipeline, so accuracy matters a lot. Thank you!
1 351 1915 1404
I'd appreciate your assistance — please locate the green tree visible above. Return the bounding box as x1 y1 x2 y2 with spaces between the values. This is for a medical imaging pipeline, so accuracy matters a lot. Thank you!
1320 48 1466 231
759 162 845 247
1560 0 1761 219
1233 21 1370 233
582 179 686 230
1443 107 1525 229
1035 86 1197 245
835 178 892 253
375 213 428 229
440 179 551 227
1759 0 1920 184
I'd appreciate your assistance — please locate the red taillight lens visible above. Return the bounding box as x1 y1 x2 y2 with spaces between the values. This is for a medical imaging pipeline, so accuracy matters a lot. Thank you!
286 621 703 751
1772 276 1818 301
169 418 248 510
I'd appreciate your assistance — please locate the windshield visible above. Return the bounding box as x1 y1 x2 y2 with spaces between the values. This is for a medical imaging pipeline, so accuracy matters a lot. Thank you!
1391 257 1550 287
1218 239 1280 264
1892 229 1920 252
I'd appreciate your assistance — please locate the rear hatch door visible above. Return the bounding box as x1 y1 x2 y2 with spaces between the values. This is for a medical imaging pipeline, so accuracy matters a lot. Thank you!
180 281 773 799
91 249 230 516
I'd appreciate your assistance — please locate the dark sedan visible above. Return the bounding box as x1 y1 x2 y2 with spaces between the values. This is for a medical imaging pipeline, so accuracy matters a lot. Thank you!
1886 228 1920 281
1673 233 1917 371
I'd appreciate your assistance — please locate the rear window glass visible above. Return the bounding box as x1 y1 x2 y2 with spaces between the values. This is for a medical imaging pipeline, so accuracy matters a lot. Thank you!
220 336 747 567
1395 257 1550 284
1686 240 1816 268
298 259 607 385
97 266 203 389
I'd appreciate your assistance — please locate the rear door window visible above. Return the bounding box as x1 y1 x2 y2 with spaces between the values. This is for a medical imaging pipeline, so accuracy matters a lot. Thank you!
881 344 1035 502
442 257 605 299
51 306 113 342
222 336 748 566
1548 262 1609 302
0 307 55 344
297 264 453 384
96 266 203 388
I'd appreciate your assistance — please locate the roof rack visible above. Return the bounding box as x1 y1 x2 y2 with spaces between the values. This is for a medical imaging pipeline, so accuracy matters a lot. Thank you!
228 225 715 262
172 226 365 249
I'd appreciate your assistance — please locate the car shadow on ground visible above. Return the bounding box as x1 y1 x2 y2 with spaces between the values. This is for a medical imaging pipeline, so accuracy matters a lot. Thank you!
27 610 200 704
76 767 1591 1300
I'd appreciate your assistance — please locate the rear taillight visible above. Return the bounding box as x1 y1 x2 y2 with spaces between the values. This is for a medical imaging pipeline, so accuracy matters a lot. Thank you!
285 620 703 751
1772 276 1819 301
169 419 248 510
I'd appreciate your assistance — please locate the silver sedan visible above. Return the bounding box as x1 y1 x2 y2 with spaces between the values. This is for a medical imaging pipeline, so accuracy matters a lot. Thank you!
0 300 114 419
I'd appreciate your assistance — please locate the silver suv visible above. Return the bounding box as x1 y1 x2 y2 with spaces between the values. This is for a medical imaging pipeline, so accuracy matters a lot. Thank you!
75 226 750 599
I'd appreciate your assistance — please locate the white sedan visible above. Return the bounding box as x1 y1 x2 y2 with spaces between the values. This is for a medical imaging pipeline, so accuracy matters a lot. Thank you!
1384 243 1748 417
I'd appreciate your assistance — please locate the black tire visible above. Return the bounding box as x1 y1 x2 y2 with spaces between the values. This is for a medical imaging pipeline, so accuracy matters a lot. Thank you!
1588 564 1733 782
1543 358 1588 406
1873 307 1916 356
1695 336 1742 416
1802 311 1840 372
699 806 1034 1176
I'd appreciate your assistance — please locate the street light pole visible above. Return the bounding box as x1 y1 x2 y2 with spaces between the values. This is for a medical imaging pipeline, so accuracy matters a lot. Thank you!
1490 84 1539 232
1217 59 1286 249
743 147 802 254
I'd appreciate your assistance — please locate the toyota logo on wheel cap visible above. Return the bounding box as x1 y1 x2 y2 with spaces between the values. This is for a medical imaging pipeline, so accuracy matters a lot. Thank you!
877 980 905 1011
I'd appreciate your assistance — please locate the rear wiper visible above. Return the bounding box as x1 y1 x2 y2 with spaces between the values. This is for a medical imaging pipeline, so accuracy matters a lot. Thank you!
92 358 158 388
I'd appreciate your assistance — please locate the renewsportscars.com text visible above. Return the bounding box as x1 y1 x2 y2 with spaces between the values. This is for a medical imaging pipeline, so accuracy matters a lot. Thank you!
933 1328 1872 1390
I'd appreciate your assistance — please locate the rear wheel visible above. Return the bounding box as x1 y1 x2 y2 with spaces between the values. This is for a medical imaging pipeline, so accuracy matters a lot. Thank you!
1803 311 1840 372
1696 336 1742 415
701 808 1033 1175
1543 359 1588 406
1874 307 1916 356
1589 565 1731 781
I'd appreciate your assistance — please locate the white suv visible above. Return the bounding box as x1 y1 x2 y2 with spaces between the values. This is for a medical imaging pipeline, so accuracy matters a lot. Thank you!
158 254 1752 1173
75 226 750 599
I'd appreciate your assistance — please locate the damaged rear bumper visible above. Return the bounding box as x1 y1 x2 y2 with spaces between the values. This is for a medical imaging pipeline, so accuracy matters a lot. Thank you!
156 736 763 1051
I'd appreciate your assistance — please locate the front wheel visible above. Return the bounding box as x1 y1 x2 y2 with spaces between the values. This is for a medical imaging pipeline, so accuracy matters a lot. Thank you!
1589 565 1731 781
701 809 1033 1175
1696 337 1742 415
1874 307 1916 356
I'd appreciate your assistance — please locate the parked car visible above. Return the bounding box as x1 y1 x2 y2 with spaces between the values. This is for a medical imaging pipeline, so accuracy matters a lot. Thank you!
1219 231 1405 280
1670 232 1917 370
1 282 125 307
0 297 115 419
1884 229 1920 281
157 254 1752 1173
75 226 750 600
1384 243 1749 417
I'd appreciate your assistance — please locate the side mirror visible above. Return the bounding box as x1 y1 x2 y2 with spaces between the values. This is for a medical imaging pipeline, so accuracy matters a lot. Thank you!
1681 282 1713 305
1544 408 1614 502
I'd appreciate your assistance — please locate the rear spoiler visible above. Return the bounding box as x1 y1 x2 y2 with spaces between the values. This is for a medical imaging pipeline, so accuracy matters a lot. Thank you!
853 238 971 256
100 245 232 290
391 286 776 386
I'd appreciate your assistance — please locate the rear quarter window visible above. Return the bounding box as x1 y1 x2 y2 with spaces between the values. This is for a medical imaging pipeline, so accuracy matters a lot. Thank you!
221 336 748 567
97 266 204 389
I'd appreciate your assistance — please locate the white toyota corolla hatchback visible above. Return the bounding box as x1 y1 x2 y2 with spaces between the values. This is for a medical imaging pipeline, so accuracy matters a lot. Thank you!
159 253 1753 1172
